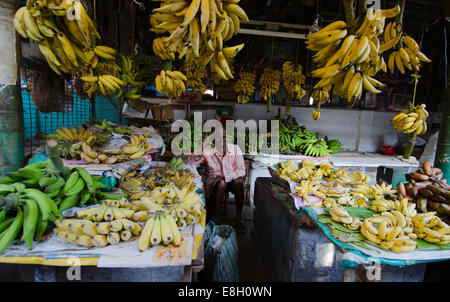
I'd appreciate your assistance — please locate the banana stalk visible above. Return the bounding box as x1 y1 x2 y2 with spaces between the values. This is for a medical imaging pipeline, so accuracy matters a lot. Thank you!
402 75 420 159
343 0 356 34
394 0 406 49
285 96 292 116
403 134 416 159
45 139 68 177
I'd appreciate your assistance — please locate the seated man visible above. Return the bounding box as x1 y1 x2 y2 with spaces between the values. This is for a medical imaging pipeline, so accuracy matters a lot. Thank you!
187 129 246 234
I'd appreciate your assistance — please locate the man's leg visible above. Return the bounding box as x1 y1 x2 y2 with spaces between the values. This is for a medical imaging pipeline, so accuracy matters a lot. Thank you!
230 177 246 233
213 179 227 222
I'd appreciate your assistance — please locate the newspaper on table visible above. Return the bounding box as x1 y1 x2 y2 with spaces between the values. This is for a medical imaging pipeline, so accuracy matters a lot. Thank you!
62 157 148 179
1 228 194 268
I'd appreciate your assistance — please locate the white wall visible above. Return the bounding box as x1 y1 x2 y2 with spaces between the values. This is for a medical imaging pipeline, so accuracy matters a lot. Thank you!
233 104 398 153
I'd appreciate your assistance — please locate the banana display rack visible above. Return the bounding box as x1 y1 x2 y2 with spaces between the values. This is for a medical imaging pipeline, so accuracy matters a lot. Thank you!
259 159 450 281
0 160 206 282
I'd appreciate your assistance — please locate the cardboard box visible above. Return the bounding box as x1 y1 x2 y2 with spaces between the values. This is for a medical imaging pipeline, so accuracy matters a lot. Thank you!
151 105 174 121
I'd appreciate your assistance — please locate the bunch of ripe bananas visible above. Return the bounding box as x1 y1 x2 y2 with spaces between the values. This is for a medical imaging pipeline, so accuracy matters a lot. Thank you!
153 37 176 61
276 160 334 184
54 201 142 247
234 72 256 104
184 59 208 94
329 169 371 186
94 119 135 136
350 182 397 200
82 54 141 102
392 104 428 135
294 180 326 204
259 68 281 101
132 187 203 228
368 196 418 218
360 210 418 253
47 127 110 161
149 0 248 80
412 212 450 245
148 168 196 190
139 213 182 251
155 70 188 99
311 88 330 103
307 6 401 103
282 61 306 100
54 126 95 143
385 22 432 74
13 1 137 100
14 1 100 74
119 166 196 200
89 135 152 164
329 204 362 231
312 110 321 120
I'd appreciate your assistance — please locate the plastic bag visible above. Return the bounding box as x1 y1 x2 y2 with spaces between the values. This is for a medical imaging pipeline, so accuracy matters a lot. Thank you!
204 222 239 282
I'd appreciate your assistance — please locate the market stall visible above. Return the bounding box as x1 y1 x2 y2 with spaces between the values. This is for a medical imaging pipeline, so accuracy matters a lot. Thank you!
252 158 450 281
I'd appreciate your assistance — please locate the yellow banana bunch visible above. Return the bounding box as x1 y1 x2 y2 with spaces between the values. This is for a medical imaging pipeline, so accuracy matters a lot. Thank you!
13 3 133 101
153 37 176 61
282 61 306 100
412 212 450 245
155 70 187 99
312 110 321 120
100 135 152 164
150 0 248 80
184 58 208 93
259 68 281 101
294 180 326 204
360 210 418 253
311 88 330 102
392 104 428 135
307 6 403 104
234 72 255 104
329 204 362 230
210 51 235 83
386 30 431 74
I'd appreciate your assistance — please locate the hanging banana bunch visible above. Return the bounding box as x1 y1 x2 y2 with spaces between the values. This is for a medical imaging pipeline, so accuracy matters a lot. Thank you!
149 0 248 82
384 21 432 74
392 104 428 136
153 37 176 61
260 68 281 112
282 61 306 115
306 6 402 104
155 70 188 99
13 1 135 101
234 71 256 104
184 58 208 94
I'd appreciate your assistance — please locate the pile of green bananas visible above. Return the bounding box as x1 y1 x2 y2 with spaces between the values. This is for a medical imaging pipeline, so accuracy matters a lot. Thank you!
0 161 64 253
94 119 134 136
0 186 61 254
0 161 123 212
169 157 184 170
274 114 342 156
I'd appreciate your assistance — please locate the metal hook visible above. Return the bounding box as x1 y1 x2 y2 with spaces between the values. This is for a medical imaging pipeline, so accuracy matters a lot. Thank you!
367 1 376 9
